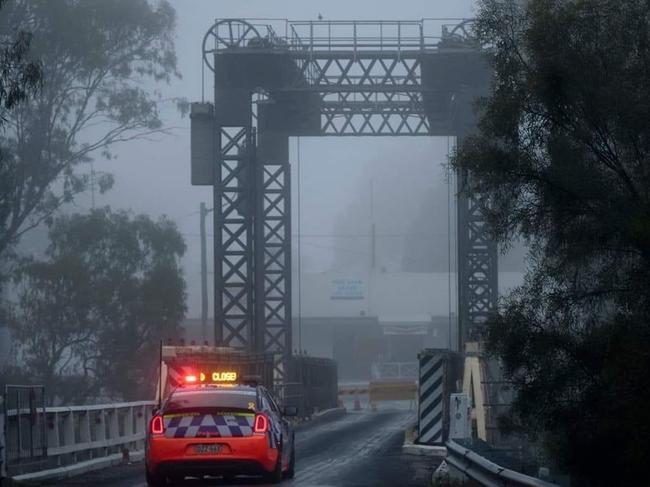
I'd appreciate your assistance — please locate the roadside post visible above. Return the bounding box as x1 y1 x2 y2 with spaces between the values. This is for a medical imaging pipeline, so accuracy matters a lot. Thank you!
0 392 6 483
449 393 471 440
417 349 459 444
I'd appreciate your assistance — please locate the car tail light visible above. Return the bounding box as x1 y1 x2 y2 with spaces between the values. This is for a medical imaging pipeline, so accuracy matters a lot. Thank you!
185 374 197 383
151 415 165 434
254 414 268 433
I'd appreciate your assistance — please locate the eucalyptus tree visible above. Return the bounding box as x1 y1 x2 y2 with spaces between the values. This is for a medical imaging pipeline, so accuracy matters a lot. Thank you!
13 208 186 403
453 0 650 484
0 0 179 262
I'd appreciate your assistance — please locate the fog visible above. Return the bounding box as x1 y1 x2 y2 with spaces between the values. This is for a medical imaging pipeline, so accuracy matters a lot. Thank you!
61 0 486 319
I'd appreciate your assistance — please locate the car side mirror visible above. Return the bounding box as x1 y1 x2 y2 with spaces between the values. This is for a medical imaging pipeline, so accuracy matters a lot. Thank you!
283 406 298 417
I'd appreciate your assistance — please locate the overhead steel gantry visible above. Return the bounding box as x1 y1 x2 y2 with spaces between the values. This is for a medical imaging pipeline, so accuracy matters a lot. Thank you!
191 18 498 383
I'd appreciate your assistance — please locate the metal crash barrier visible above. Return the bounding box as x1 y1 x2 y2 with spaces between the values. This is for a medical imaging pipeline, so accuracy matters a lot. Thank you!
445 439 560 487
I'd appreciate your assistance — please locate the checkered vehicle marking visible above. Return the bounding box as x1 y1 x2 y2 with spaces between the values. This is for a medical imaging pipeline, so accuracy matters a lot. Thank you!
163 413 254 438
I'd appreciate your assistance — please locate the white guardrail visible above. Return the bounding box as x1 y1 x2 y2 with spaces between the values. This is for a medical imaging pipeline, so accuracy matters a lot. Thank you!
446 440 560 487
4 401 155 482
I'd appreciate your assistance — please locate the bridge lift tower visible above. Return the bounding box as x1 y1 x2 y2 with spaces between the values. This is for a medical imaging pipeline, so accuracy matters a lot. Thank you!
190 18 498 396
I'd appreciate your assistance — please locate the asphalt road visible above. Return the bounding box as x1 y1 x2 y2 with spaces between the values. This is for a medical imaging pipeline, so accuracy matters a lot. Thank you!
49 409 437 487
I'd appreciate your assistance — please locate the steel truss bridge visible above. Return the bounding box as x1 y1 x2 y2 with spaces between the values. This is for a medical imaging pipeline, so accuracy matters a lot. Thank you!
192 18 498 383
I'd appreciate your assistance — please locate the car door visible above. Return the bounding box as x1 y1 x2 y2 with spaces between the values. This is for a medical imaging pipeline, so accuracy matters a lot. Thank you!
260 388 289 461
260 389 282 450
266 390 292 465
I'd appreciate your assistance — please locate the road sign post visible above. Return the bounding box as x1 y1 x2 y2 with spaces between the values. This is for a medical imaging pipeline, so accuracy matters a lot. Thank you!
0 393 6 482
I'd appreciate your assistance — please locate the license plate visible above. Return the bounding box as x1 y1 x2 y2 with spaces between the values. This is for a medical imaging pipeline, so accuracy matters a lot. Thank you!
193 444 222 454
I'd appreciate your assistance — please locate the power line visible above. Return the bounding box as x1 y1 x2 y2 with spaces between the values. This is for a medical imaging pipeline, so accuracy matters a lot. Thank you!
172 209 202 222
294 232 449 238
447 135 452 351
297 137 302 352
181 232 449 238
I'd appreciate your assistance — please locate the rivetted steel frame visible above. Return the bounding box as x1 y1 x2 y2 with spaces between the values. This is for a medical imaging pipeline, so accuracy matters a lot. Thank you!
205 19 498 382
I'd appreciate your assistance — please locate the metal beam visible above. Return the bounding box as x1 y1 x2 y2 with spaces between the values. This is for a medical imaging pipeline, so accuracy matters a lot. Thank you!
255 128 292 384
214 125 255 348
457 169 498 345
200 18 498 382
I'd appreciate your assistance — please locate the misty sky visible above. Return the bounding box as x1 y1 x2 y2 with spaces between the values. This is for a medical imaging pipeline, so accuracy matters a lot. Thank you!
69 0 478 318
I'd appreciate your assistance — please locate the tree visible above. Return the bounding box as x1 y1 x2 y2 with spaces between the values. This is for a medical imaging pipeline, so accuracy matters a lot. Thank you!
12 208 186 403
0 0 41 125
0 0 41 290
453 0 650 485
0 0 179 265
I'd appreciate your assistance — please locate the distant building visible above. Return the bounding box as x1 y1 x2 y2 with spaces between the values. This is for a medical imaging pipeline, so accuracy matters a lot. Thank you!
181 269 524 382
292 270 524 381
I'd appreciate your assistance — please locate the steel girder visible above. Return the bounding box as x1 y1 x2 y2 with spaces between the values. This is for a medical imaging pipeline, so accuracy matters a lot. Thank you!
205 18 498 370
319 90 435 136
456 170 499 347
296 54 422 88
321 106 430 136
254 145 292 384
214 126 255 348
214 124 292 383
293 53 433 136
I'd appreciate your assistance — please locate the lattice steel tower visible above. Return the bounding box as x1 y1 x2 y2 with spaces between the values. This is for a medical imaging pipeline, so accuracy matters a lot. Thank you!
190 18 498 382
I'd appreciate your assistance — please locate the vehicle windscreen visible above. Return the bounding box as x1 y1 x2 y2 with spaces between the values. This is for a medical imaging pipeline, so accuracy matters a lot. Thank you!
165 388 256 412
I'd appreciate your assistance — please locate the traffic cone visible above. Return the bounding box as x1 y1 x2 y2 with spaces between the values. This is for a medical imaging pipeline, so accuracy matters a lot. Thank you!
353 395 362 411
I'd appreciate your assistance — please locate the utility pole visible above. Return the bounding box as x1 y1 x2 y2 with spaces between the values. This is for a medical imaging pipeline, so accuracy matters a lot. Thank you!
370 179 376 270
199 202 213 344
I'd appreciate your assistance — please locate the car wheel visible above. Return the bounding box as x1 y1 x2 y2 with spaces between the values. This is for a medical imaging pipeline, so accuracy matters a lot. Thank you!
146 468 167 487
264 448 283 484
284 444 295 479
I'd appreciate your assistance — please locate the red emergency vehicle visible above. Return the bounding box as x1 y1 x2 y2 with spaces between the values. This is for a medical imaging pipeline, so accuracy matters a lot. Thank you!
146 346 296 484
145 376 296 485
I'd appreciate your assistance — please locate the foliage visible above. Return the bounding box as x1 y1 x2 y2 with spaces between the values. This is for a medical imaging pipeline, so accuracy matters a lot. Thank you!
0 0 179 264
0 0 41 286
11 207 186 403
452 0 650 485
0 0 41 125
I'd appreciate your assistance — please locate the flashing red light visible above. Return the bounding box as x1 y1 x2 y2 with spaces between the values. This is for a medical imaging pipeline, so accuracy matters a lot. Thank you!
151 415 165 434
185 375 198 383
254 414 268 433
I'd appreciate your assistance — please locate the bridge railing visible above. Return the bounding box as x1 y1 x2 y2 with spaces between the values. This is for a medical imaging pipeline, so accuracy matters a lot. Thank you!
4 400 155 479
289 20 429 53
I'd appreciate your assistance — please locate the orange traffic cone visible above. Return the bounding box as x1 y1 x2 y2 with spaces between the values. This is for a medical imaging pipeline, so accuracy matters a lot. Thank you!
353 396 362 411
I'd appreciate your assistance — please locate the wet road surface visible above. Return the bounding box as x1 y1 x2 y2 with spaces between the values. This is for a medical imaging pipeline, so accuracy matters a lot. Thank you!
49 409 437 487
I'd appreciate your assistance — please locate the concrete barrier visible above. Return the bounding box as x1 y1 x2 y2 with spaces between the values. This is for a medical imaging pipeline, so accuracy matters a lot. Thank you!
369 380 417 402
